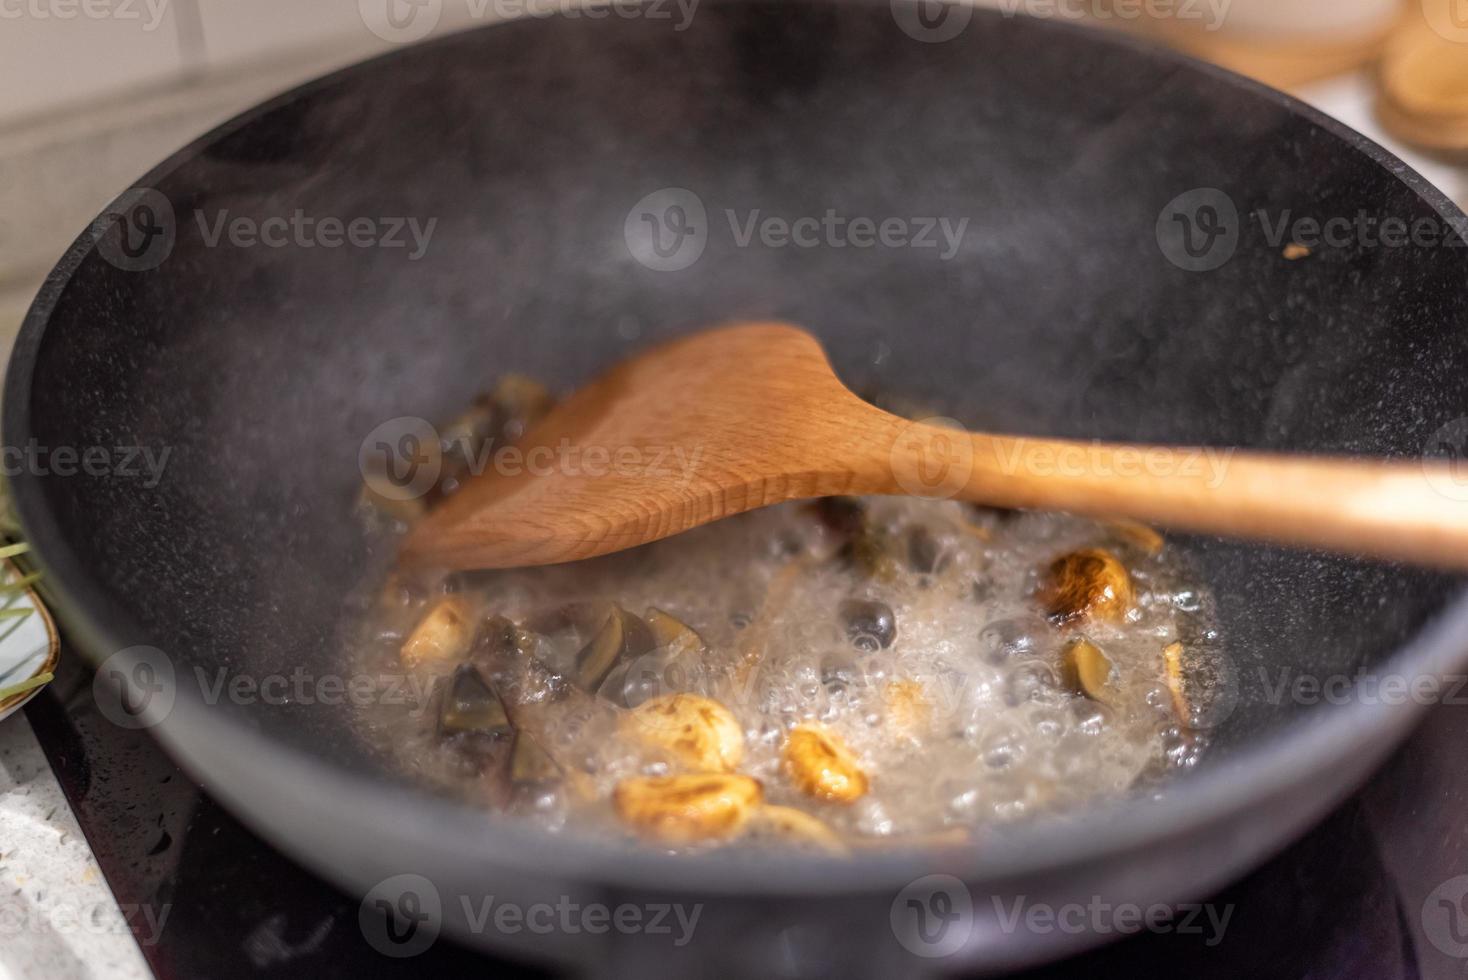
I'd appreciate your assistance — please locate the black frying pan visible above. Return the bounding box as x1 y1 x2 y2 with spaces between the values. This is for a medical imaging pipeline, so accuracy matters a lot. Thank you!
8 3 1468 976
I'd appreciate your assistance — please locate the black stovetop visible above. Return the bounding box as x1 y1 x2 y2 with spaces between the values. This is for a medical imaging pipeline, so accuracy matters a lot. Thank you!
25 638 1468 979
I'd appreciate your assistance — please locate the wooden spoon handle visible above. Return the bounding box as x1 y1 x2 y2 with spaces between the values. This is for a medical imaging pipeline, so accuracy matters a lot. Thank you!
874 418 1468 568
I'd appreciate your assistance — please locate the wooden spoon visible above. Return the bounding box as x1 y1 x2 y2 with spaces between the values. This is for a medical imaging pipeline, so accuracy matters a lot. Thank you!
404 322 1468 571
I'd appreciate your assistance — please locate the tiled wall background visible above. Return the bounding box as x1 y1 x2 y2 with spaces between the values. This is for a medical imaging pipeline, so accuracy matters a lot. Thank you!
0 1 496 349
0 0 514 123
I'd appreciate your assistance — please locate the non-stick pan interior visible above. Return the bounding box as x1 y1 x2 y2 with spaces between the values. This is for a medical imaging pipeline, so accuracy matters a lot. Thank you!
10 2 1468 822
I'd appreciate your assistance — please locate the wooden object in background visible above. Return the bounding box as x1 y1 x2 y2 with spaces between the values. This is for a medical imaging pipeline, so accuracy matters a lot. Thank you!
1091 0 1404 90
1378 5 1468 152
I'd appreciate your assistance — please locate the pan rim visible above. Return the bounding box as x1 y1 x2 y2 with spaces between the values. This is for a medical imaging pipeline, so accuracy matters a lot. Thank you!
6 0 1468 898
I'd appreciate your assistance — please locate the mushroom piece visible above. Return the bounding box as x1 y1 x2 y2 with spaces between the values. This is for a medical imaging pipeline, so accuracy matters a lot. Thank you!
1105 518 1164 557
839 599 897 653
807 496 867 536
745 806 847 854
524 600 615 639
613 773 763 843
575 605 654 694
431 394 499 501
400 597 474 669
620 693 745 772
421 375 554 505
488 373 554 442
476 614 537 659
1037 548 1133 626
509 730 563 787
905 526 946 574
438 663 513 738
844 524 899 581
1060 637 1118 705
1162 640 1190 722
782 724 869 804
644 608 710 660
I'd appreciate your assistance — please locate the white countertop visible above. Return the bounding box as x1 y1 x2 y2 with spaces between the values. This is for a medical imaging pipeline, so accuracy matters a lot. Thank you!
0 713 151 980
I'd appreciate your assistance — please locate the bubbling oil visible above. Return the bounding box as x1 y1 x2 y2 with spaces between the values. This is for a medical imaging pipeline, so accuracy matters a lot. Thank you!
349 497 1223 850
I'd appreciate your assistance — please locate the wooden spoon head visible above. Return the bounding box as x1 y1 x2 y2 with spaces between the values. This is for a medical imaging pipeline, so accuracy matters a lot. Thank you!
402 322 885 570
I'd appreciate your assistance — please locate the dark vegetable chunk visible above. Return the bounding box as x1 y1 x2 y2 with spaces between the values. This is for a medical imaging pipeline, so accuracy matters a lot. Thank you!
439 664 512 738
839 599 897 652
906 526 945 574
575 605 654 692
808 496 867 536
645 607 709 659
510 731 563 786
